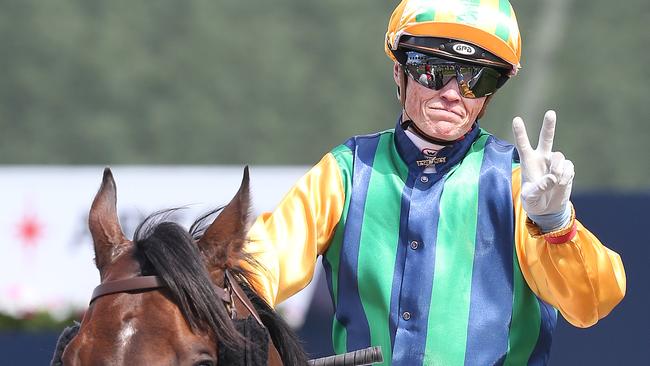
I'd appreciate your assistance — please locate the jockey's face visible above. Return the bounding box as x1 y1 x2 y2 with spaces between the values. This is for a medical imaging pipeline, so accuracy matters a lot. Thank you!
394 62 486 141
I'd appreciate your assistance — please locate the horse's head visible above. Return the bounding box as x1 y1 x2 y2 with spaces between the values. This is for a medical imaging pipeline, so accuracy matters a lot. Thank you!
60 168 257 365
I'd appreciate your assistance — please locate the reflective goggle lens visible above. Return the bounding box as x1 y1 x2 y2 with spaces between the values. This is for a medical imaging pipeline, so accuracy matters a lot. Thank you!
403 52 507 98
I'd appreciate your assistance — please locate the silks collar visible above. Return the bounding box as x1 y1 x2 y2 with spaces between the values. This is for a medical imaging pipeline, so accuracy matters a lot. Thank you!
394 116 480 173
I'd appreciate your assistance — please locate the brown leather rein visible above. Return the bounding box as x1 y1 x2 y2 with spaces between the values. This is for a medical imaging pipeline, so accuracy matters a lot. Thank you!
89 270 264 326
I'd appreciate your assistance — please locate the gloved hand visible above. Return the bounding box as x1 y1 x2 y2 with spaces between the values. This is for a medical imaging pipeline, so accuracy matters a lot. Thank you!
512 110 574 232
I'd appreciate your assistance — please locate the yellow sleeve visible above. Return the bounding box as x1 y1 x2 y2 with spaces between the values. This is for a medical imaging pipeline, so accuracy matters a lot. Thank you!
512 166 626 327
244 153 346 307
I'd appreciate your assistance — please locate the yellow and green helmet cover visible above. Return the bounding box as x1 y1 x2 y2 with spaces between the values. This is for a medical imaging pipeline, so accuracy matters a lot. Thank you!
385 0 522 75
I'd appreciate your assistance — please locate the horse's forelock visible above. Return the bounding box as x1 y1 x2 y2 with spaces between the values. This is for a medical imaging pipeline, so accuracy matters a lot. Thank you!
133 211 244 350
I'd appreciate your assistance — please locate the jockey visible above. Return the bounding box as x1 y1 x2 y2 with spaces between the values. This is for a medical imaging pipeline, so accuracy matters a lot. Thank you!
245 0 626 365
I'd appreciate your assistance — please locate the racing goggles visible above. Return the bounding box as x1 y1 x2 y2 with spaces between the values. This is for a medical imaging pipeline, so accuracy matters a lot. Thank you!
403 51 509 98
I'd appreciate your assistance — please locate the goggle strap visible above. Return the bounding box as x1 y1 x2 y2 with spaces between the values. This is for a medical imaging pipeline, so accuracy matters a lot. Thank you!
399 65 407 108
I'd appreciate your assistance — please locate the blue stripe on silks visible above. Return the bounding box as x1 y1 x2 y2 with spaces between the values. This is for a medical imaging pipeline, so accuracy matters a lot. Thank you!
323 252 345 353
322 253 335 308
387 126 420 352
336 135 381 352
344 138 356 151
528 299 557 365
388 125 449 365
388 174 413 351
388 126 417 354
392 178 445 366
464 136 516 366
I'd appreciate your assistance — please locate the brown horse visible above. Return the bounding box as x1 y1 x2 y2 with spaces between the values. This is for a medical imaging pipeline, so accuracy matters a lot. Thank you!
51 167 307 365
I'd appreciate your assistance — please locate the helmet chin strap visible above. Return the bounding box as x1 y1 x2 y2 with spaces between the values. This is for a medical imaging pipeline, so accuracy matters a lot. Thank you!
398 65 461 147
399 118 458 146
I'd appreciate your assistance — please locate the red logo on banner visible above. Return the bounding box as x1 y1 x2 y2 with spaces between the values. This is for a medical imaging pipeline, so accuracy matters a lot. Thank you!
16 211 44 249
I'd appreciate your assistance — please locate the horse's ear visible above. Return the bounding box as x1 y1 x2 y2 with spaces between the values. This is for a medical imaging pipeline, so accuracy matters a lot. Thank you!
89 168 128 272
198 166 251 273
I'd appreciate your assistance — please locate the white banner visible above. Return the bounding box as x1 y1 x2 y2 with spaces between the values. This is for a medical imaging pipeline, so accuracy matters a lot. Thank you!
0 165 317 326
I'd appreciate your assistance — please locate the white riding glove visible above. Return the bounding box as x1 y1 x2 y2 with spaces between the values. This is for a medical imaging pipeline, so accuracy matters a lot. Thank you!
512 110 575 232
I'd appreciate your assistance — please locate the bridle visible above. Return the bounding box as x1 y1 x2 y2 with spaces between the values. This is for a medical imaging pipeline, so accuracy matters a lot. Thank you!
90 271 262 324
89 270 264 326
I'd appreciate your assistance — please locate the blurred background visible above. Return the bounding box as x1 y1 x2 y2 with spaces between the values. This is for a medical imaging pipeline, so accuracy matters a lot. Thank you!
0 0 647 364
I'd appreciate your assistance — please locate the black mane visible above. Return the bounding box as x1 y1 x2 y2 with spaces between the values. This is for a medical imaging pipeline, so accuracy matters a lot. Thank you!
134 211 243 349
134 209 308 364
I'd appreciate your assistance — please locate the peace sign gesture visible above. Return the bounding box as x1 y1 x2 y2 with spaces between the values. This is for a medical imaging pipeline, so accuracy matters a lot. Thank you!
512 110 574 220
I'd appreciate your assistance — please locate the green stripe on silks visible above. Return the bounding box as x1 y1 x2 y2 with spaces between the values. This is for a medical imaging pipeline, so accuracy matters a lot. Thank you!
495 0 512 42
327 145 354 355
357 133 409 365
457 0 481 24
415 8 436 22
423 134 488 365
502 251 541 365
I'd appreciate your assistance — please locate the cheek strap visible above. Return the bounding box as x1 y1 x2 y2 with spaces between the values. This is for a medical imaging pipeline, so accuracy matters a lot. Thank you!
399 65 408 108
